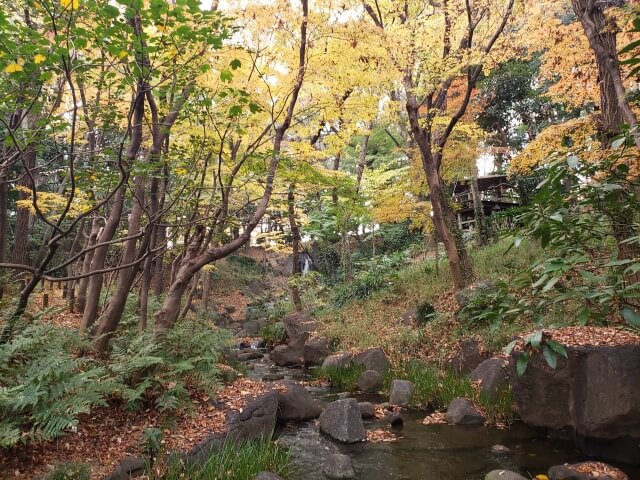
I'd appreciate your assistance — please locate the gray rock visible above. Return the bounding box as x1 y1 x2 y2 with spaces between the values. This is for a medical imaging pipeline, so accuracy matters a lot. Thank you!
262 373 285 382
322 353 353 369
548 461 629 480
277 381 323 422
227 391 278 442
254 473 283 480
358 402 375 419
323 453 356 479
282 312 317 348
445 398 485 425
471 357 509 401
304 336 330 366
357 369 383 393
484 470 527 480
104 456 145 480
237 351 264 361
490 444 512 456
270 345 303 367
511 343 640 465
352 348 391 374
446 339 489 374
389 380 415 407
319 399 366 444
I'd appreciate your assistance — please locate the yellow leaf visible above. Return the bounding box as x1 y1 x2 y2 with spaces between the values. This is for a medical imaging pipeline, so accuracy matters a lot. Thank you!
117 50 128 60
535 476 549 480
33 54 46 64
60 0 79 10
4 62 23 73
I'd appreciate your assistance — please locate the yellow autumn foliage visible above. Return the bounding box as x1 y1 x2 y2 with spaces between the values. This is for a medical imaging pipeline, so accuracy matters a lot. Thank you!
15 186 92 220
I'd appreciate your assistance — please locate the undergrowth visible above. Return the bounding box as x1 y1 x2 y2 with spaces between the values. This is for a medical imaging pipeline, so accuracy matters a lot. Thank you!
0 313 232 448
389 362 515 423
156 438 293 480
314 364 365 391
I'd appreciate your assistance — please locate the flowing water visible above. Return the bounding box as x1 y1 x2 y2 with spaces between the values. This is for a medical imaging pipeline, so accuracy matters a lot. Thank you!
241 345 640 480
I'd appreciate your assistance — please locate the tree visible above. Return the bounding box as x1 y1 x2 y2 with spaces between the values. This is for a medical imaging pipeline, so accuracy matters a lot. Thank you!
361 0 515 292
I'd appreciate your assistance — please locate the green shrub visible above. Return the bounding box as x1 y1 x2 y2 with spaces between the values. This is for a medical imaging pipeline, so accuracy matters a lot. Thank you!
259 323 286 345
0 318 232 448
458 281 520 330
158 438 293 480
314 364 364 391
391 362 515 422
415 301 436 325
0 324 118 447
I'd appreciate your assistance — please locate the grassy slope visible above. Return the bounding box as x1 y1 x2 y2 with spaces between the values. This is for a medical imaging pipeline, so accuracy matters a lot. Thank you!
316 238 545 365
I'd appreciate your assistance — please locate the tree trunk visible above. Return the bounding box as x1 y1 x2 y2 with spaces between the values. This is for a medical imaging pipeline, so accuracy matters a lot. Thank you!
11 148 36 266
92 179 145 352
75 216 101 314
572 0 640 147
287 185 303 311
572 0 640 291
355 134 370 193
80 183 127 333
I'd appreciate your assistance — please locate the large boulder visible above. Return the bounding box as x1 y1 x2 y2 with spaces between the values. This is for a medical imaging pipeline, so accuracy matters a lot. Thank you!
510 343 640 465
227 391 278 442
548 462 629 480
446 339 489 374
389 380 415 407
319 399 366 444
471 357 509 401
352 348 391 374
282 312 317 348
270 345 303 367
303 336 330 366
357 370 383 393
322 353 352 369
104 456 145 480
445 398 485 425
323 453 356 479
484 471 527 480
277 381 323 422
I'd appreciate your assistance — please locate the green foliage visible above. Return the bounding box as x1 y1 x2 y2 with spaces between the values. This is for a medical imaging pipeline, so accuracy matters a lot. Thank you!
259 323 286 346
513 149 640 326
0 317 231 448
314 365 365 391
392 362 474 409
331 251 409 307
391 362 514 422
157 438 293 480
504 330 568 376
415 301 437 325
0 324 117 447
459 281 519 331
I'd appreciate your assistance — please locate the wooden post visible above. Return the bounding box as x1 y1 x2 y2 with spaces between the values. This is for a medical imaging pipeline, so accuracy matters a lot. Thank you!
43 293 49 308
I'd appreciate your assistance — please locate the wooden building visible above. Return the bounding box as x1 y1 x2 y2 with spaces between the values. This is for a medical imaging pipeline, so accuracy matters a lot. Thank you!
451 175 520 230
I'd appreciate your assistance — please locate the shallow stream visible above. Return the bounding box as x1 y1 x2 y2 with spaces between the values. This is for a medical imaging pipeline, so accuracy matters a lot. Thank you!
241 346 640 480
